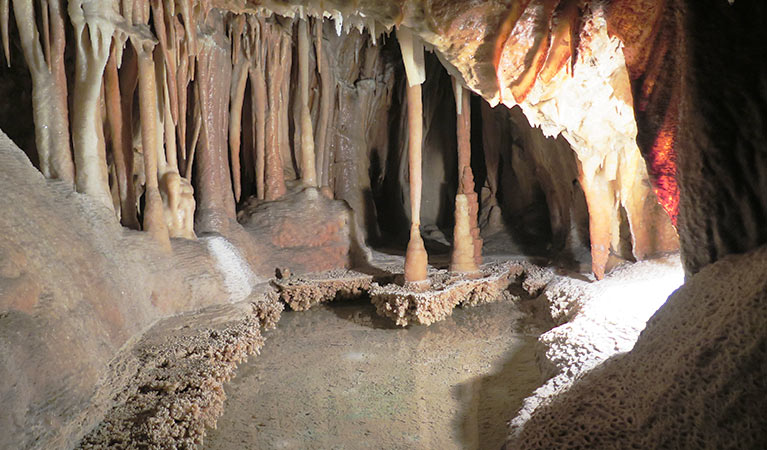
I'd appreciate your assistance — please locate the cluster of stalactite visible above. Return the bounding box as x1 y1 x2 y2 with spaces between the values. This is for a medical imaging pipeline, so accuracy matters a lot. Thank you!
0 0 487 280
489 1 679 279
0 0 679 282
0 1 332 243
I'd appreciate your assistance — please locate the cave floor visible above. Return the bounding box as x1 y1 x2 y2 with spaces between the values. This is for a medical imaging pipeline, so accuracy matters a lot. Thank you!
203 281 547 449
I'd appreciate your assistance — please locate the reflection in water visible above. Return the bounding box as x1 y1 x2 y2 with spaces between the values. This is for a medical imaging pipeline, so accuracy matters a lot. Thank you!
205 295 544 450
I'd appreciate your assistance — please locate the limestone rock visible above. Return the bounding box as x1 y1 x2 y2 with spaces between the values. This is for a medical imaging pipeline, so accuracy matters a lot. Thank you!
506 247 767 448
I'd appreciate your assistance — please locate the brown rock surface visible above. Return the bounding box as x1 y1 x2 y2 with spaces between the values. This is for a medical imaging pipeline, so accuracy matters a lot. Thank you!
238 187 360 276
0 130 252 449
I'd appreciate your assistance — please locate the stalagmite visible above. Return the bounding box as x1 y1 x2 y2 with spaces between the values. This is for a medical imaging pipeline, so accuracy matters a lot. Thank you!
104 43 139 229
229 17 248 202
160 65 195 240
298 18 317 186
451 78 481 273
68 0 118 211
11 0 74 183
450 194 479 274
399 27 428 284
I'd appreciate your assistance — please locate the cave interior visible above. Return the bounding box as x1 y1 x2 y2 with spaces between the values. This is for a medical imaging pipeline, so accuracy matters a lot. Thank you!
1 0 765 449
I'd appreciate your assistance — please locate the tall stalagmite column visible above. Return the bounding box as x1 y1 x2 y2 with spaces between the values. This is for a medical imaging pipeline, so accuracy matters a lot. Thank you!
195 11 237 232
399 28 428 284
130 0 171 250
263 23 288 201
450 79 482 274
68 0 117 212
298 18 317 187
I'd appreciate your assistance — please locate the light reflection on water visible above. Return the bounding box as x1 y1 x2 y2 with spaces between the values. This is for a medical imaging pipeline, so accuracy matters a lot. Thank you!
205 295 545 450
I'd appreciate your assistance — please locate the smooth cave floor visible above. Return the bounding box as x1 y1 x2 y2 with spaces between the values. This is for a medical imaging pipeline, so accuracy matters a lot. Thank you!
203 288 546 449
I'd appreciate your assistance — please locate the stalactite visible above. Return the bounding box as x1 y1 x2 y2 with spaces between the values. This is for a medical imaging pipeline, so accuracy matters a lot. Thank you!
315 14 322 77
105 43 140 229
298 18 317 186
10 0 75 183
40 0 51 63
578 167 614 280
263 21 287 201
174 17 189 172
151 50 168 174
510 0 555 103
247 32 267 199
178 0 197 59
399 27 428 285
451 78 481 273
194 10 236 231
540 0 579 84
244 16 261 199
228 15 248 202
150 0 178 124
161 71 177 171
68 0 118 211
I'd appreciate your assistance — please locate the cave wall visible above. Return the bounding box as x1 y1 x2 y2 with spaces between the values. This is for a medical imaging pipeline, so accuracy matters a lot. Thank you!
676 0 767 275
506 244 767 449
0 130 241 449
506 0 767 446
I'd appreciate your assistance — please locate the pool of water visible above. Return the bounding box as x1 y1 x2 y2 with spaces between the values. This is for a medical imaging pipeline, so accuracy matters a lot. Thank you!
204 295 545 449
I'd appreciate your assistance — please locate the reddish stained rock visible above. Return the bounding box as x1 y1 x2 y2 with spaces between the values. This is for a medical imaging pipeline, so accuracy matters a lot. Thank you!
238 188 357 275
